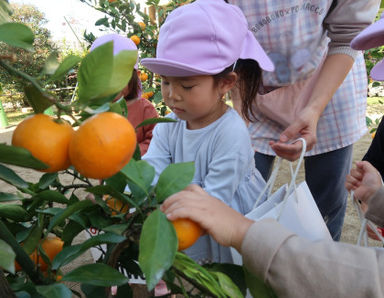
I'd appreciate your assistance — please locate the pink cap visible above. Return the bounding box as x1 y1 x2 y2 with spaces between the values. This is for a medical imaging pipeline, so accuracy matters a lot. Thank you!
90 33 139 69
141 0 274 76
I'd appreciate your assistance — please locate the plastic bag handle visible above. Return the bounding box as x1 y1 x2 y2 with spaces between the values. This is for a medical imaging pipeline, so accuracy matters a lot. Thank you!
253 138 306 209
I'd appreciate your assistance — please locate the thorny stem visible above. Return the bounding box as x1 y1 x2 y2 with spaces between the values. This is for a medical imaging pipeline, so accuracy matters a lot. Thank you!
61 183 92 191
64 169 93 186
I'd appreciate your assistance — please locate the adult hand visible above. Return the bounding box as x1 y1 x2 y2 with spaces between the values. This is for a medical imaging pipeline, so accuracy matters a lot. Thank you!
345 161 382 204
160 184 254 252
269 107 318 161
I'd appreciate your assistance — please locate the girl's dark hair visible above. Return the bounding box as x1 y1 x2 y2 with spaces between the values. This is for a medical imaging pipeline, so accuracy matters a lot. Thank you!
124 69 141 101
214 59 262 122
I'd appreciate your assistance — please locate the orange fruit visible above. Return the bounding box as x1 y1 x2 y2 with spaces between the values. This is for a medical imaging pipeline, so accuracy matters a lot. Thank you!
69 112 136 179
371 131 376 139
171 218 202 251
130 35 140 45
15 236 64 272
140 72 148 82
138 22 146 30
103 195 129 215
12 114 74 172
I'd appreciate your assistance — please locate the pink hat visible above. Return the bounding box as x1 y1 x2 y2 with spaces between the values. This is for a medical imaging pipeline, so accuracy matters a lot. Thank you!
141 0 274 76
90 33 139 69
351 12 384 81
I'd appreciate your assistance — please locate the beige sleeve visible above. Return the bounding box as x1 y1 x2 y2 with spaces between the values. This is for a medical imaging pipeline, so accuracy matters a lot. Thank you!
366 187 384 227
241 219 384 298
324 0 380 58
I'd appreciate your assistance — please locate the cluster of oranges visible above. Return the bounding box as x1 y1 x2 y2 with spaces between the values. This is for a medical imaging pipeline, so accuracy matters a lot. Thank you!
12 112 137 180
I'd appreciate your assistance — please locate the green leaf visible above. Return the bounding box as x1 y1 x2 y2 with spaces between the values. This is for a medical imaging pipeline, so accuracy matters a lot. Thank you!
105 172 129 193
0 164 28 188
0 1 11 24
103 223 129 235
0 192 23 202
36 284 72 298
77 42 136 104
0 239 16 274
136 117 177 128
38 173 58 189
0 23 34 50
47 200 94 232
139 209 177 291
87 185 139 210
62 263 129 287
244 267 277 298
47 55 82 82
121 159 155 199
24 84 53 114
0 204 30 221
52 232 125 269
155 162 195 203
109 96 128 117
22 222 43 255
0 143 48 170
210 271 243 298
28 190 69 212
42 52 60 75
80 284 106 298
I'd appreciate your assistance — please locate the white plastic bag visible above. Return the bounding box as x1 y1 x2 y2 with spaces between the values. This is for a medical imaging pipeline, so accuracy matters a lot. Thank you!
232 138 331 265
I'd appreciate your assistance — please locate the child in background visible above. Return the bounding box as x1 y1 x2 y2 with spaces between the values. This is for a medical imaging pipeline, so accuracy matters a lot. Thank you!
90 34 158 156
141 0 274 264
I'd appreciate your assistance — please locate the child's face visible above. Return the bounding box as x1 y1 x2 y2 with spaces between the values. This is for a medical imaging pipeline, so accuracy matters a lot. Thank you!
161 75 228 129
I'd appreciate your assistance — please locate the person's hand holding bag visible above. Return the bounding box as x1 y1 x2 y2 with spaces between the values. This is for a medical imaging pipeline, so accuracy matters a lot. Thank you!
161 184 254 253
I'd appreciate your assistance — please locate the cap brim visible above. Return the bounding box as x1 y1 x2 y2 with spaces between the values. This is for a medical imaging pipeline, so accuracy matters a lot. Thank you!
351 17 384 50
240 31 275 72
141 58 227 77
371 59 384 81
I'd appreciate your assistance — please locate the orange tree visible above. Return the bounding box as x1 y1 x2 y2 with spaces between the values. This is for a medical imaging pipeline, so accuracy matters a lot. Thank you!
0 5 278 298
80 0 190 116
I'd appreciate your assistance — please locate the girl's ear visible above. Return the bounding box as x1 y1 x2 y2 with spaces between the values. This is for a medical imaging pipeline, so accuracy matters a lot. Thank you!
218 72 238 95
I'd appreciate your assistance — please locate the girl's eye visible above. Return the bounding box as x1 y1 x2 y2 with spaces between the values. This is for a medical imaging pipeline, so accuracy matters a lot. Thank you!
162 80 170 86
181 85 194 90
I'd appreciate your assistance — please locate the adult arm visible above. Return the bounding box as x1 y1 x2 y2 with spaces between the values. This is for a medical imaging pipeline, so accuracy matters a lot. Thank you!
162 185 384 298
271 0 380 161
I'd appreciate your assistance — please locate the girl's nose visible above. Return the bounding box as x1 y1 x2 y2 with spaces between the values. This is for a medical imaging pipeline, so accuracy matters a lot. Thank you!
168 86 181 101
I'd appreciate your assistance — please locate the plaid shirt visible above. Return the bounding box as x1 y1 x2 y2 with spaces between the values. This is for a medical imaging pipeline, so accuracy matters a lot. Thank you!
229 0 373 156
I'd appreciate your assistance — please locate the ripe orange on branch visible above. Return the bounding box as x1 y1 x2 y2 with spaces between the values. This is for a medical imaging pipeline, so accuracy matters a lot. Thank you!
12 114 74 172
171 218 203 251
15 236 64 272
103 195 129 215
69 112 137 179
130 35 140 45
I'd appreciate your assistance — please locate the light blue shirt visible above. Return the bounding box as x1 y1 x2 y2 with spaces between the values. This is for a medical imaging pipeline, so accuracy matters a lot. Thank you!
143 108 266 263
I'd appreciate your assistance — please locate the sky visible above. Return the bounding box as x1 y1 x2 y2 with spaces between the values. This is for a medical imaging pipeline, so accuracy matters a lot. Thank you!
9 0 149 48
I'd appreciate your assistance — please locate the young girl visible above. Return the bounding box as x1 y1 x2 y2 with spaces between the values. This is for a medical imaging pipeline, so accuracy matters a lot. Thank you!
90 34 158 156
140 0 274 264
